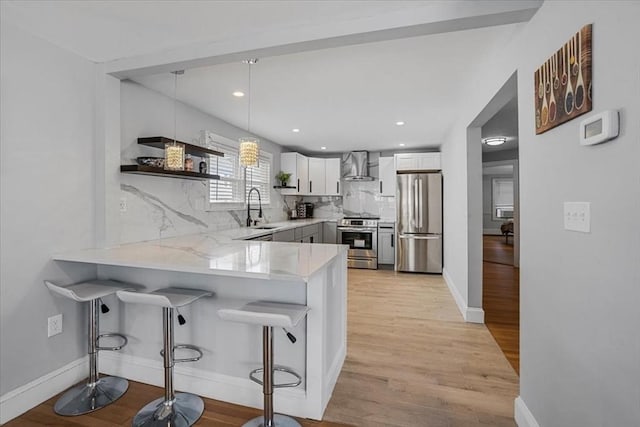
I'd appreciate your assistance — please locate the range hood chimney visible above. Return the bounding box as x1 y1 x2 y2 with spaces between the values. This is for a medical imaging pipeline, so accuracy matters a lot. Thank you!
341 151 374 181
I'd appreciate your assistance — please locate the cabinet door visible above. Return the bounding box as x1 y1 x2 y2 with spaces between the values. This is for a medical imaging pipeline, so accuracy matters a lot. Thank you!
325 158 341 195
296 154 309 195
309 232 320 244
308 158 325 195
378 231 395 264
417 153 441 171
394 153 417 171
322 222 337 243
379 156 395 196
273 229 295 242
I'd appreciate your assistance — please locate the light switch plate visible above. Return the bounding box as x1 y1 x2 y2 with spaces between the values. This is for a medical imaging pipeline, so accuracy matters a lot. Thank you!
564 202 590 233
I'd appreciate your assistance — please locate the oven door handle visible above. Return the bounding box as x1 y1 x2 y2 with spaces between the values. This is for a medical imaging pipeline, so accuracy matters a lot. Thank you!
338 227 378 233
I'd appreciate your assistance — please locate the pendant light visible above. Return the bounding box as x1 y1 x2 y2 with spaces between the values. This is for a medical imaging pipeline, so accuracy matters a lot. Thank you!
239 59 259 168
164 70 186 171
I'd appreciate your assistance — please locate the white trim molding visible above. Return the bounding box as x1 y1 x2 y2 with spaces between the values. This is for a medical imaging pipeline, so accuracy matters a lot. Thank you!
0 356 88 424
515 396 541 427
442 268 485 323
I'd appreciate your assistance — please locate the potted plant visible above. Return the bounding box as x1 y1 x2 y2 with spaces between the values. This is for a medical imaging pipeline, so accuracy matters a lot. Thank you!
276 171 292 187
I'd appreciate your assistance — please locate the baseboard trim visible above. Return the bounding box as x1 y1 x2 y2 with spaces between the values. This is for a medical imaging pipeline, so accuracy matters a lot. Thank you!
515 396 540 427
100 352 308 418
483 228 502 235
442 268 485 324
0 356 88 424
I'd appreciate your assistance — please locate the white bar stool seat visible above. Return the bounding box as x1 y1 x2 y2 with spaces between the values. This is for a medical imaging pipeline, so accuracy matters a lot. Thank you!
117 287 213 427
44 279 135 416
218 301 309 427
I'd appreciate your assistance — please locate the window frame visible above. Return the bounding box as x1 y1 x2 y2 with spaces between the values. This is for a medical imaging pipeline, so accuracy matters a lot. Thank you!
491 177 514 221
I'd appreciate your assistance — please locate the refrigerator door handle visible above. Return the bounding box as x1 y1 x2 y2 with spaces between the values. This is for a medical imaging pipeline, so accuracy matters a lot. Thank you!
414 179 419 229
399 234 440 240
418 178 423 229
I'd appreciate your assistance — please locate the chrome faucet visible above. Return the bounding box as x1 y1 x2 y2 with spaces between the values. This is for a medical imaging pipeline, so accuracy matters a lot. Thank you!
246 187 263 227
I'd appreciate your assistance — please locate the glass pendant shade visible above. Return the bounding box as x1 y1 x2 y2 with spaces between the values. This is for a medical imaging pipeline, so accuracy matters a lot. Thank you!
239 137 259 167
164 141 185 170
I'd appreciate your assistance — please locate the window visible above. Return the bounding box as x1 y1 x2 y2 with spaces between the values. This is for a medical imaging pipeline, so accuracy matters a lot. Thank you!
205 132 272 208
245 151 271 205
492 178 514 220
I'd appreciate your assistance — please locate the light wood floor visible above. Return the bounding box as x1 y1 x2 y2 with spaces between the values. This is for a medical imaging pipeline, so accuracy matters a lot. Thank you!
7 269 519 427
322 269 519 427
5 380 351 427
483 236 520 374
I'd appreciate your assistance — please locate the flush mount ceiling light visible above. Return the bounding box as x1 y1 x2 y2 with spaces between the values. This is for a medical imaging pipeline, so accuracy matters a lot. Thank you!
233 91 245 97
239 59 259 168
396 121 405 126
483 137 507 146
321 146 327 150
292 128 300 133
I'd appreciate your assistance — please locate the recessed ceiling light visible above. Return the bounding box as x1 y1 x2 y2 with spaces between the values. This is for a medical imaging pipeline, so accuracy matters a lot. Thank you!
482 137 507 146
321 146 327 150
233 91 245 97
399 143 406 147
396 121 405 126
292 128 300 133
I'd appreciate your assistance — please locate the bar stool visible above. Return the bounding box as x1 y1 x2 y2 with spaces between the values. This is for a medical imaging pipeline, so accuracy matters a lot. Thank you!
44 279 134 416
218 300 309 427
116 287 213 427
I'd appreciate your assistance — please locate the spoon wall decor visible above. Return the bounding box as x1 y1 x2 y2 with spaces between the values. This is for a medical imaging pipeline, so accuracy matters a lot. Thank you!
534 24 592 135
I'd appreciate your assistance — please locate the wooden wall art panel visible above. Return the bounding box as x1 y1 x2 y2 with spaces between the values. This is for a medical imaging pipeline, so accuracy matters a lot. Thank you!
535 24 592 134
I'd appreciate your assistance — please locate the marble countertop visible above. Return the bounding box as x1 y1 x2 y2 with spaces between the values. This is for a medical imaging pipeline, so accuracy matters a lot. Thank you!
52 219 347 282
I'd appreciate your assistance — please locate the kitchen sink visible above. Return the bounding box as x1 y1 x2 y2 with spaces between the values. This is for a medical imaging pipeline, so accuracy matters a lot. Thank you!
253 226 278 230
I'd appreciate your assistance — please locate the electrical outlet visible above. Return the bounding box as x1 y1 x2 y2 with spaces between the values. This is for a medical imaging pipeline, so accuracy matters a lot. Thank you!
48 314 63 337
119 197 127 213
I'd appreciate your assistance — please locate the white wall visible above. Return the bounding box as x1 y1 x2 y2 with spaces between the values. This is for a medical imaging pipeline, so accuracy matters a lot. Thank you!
441 1 640 425
0 23 98 395
119 81 287 243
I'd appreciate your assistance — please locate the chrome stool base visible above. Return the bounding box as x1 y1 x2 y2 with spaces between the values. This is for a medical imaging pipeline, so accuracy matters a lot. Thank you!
54 376 129 416
132 392 204 427
243 414 302 427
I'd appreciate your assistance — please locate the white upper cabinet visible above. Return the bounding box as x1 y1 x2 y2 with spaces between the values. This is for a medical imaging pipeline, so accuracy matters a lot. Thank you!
280 152 308 195
280 153 341 196
308 157 326 195
379 156 395 196
394 152 441 171
325 158 341 196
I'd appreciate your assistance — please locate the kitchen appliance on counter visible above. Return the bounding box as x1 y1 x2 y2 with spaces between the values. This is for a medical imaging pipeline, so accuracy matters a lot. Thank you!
396 172 443 273
296 202 314 219
337 216 379 269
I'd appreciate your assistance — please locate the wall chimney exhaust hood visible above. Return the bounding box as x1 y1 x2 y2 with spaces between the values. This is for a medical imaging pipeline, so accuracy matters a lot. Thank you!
341 151 374 181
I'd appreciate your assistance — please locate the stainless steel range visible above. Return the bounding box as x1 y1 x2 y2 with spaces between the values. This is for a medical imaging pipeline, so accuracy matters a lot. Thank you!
337 216 379 269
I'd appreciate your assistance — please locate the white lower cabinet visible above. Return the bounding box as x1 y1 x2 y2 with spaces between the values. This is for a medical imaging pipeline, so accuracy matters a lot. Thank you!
377 222 395 265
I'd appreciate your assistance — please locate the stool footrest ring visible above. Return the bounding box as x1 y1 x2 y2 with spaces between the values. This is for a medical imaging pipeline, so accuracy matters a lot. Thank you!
159 344 204 363
249 366 302 388
97 333 128 351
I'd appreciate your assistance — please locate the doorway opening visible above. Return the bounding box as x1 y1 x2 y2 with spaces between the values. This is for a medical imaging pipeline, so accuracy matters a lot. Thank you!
465 72 520 374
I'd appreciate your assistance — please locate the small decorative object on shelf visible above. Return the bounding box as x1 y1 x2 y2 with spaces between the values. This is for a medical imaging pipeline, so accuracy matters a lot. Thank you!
276 171 292 187
199 157 208 174
164 140 185 171
184 154 194 171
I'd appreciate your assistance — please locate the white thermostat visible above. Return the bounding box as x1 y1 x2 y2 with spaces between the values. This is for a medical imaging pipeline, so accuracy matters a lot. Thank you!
579 110 619 146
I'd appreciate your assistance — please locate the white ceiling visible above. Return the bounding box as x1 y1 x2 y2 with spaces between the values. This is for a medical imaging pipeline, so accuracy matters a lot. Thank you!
2 0 535 154
132 24 522 153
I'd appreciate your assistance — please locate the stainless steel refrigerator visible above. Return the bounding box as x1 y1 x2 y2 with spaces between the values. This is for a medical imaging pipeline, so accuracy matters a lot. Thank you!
396 172 443 273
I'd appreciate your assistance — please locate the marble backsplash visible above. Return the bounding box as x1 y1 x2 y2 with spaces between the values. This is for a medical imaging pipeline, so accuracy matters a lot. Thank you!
286 180 395 221
120 174 288 244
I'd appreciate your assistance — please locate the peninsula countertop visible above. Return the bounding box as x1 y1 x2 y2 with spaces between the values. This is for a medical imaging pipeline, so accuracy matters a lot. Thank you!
52 218 347 282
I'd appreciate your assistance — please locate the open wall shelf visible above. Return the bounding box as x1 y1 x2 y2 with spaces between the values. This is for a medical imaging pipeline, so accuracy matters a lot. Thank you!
121 165 220 181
